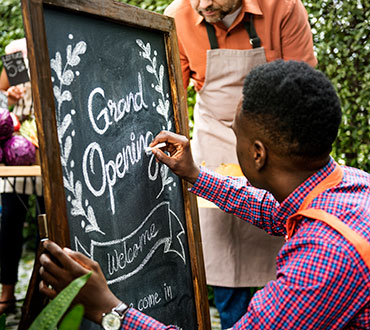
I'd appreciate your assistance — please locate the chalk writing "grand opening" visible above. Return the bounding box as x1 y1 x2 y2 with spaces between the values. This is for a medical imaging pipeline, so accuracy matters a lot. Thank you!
82 131 155 214
83 72 160 214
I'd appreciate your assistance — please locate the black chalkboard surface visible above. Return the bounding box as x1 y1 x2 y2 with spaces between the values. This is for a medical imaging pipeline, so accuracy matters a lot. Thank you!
21 0 210 329
1 51 30 86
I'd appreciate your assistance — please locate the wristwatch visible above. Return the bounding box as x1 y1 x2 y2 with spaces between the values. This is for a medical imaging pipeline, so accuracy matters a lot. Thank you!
101 302 129 330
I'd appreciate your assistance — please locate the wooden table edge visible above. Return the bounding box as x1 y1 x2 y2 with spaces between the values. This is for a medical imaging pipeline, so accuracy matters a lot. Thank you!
0 165 41 177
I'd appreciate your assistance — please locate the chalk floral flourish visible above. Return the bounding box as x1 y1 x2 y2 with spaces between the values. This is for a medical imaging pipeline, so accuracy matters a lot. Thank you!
136 39 174 199
50 36 105 235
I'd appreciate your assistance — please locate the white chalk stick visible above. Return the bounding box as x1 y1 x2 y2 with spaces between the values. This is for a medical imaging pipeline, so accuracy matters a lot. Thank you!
144 142 166 152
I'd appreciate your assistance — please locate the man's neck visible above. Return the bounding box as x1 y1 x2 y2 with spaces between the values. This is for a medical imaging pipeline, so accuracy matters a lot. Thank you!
222 6 242 28
266 156 331 203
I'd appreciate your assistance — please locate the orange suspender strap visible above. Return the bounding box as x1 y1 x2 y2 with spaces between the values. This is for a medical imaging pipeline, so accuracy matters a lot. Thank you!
290 208 370 270
286 164 343 240
297 164 343 211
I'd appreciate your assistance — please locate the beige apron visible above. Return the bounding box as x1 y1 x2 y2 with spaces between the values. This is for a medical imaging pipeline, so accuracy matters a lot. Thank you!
193 18 284 287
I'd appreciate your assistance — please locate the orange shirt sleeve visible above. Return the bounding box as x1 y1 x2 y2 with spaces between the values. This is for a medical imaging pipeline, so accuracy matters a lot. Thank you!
165 3 191 90
177 37 191 90
279 0 317 67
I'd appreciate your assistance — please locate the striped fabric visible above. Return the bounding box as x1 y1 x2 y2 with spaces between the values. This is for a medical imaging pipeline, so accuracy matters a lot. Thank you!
120 157 370 329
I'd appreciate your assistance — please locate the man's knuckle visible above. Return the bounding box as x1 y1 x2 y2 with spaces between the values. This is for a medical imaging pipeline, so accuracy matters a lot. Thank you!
92 260 100 270
42 258 52 268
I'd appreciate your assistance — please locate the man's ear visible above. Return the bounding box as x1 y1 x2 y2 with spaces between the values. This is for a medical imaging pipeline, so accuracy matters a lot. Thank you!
253 140 266 171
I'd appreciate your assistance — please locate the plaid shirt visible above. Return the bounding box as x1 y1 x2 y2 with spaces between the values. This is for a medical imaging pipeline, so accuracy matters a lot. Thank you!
121 158 370 329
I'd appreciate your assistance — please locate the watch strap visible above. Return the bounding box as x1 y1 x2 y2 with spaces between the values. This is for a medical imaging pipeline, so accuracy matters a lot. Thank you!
112 302 129 319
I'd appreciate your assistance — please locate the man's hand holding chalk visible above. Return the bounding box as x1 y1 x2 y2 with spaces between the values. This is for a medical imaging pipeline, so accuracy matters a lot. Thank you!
150 131 200 184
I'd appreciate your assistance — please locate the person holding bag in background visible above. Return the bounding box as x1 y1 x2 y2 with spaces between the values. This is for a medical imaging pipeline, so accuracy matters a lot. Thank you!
0 38 44 315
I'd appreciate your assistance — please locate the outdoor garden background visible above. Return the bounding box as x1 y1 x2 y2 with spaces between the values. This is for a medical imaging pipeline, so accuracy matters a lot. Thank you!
0 0 369 328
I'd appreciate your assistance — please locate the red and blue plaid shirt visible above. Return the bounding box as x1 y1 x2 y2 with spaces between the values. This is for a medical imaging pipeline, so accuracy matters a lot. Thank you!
121 158 370 329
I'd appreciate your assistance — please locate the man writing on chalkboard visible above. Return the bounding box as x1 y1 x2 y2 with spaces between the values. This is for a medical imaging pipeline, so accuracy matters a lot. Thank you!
39 61 370 329
163 0 317 326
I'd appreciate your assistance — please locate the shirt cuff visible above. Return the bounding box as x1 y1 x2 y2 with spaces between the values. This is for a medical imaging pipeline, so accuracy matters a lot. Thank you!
122 308 167 329
189 166 208 191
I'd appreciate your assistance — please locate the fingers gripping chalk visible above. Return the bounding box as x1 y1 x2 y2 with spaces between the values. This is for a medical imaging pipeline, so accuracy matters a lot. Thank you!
144 142 166 152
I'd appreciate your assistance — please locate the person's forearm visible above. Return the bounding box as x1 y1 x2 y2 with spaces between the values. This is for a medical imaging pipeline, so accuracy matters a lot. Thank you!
190 167 283 236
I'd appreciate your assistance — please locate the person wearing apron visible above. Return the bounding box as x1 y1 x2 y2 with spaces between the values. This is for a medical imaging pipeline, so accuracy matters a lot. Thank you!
194 16 287 328
165 0 317 327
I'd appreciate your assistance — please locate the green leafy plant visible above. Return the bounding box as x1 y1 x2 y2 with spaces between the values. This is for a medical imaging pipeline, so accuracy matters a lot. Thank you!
58 304 85 330
23 194 39 250
0 273 89 330
0 313 5 330
119 0 169 14
28 271 91 330
187 83 196 138
0 0 24 72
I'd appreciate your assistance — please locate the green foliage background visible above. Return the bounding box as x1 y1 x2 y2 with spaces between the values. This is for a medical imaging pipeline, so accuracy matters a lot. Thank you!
303 0 370 171
0 0 368 171
0 0 24 66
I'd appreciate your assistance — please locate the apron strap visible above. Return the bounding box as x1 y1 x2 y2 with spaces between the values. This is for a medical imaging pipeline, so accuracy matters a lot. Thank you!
205 22 219 49
205 13 261 50
289 208 370 270
243 14 261 48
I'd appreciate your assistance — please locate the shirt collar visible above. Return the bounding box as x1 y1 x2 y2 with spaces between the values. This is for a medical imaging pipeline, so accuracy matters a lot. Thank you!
194 0 263 26
275 157 338 221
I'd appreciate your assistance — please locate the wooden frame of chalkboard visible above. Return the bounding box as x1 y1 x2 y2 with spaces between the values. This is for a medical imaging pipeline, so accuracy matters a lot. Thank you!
20 0 211 329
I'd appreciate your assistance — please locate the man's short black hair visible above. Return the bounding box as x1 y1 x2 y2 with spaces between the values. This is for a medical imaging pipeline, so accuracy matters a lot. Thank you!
242 60 342 159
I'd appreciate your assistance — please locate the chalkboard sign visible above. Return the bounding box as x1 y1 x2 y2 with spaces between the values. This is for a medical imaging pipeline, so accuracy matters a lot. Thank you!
1 51 30 86
20 0 210 329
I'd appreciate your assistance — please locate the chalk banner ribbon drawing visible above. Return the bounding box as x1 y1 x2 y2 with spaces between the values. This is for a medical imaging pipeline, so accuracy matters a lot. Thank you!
75 201 186 285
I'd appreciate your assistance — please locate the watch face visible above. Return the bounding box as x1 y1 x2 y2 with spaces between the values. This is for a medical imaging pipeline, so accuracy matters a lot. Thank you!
102 313 121 330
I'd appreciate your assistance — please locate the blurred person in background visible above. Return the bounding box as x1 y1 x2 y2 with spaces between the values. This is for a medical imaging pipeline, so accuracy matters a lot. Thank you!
0 37 44 314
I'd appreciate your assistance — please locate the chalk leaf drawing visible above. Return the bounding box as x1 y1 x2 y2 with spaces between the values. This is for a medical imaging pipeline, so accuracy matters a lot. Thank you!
50 36 104 235
136 39 174 199
156 164 174 199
